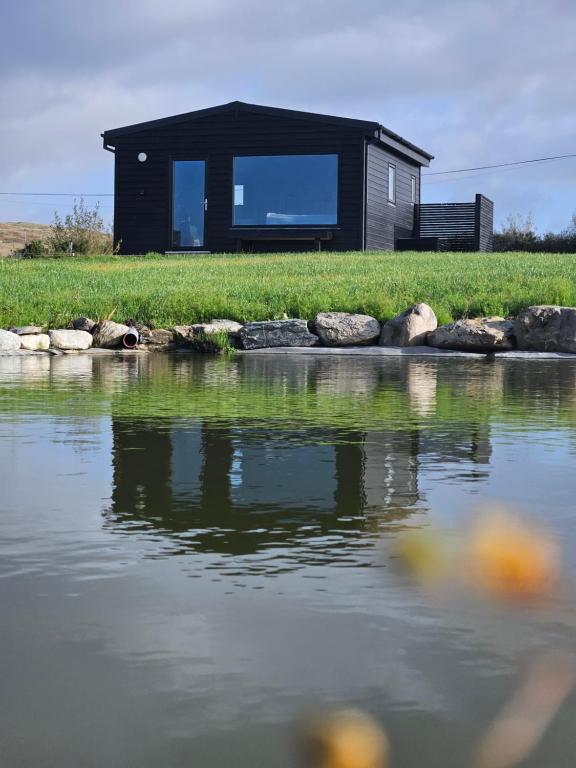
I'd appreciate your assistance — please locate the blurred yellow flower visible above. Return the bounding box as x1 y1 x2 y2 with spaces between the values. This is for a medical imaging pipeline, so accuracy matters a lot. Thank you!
396 509 561 603
302 709 389 768
468 511 560 601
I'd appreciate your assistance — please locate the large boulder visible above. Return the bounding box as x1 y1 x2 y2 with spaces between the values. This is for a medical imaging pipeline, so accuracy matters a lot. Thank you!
20 333 50 351
92 320 130 348
428 317 515 352
314 312 380 347
9 325 44 335
72 317 96 333
0 329 21 351
174 319 243 343
139 328 175 348
515 305 576 352
380 303 437 347
48 329 93 350
240 319 318 350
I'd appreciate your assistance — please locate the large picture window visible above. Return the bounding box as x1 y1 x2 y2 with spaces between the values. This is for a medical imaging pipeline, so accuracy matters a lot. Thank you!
233 154 338 226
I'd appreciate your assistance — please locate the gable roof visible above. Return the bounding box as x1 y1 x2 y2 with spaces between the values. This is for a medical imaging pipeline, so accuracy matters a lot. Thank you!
102 100 433 164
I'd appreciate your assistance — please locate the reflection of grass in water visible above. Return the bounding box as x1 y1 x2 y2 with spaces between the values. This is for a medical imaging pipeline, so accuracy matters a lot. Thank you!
1 356 575 433
3 251 576 328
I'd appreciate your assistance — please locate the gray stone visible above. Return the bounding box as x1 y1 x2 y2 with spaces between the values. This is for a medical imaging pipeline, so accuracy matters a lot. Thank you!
174 319 242 342
9 325 44 335
515 305 576 352
240 319 318 350
428 317 515 351
0 329 21 351
314 312 380 347
72 317 96 333
20 333 50 351
92 320 130 348
173 325 192 342
196 319 243 341
139 328 175 347
48 329 93 350
380 303 437 347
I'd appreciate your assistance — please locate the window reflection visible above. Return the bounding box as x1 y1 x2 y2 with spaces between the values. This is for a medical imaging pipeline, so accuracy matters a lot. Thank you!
233 154 338 226
172 160 205 248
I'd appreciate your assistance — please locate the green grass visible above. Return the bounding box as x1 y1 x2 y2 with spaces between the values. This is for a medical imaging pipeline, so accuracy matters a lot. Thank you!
2 250 576 328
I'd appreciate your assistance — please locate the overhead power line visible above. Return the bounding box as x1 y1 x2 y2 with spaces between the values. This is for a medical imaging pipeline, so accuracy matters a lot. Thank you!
0 152 574 196
423 153 576 176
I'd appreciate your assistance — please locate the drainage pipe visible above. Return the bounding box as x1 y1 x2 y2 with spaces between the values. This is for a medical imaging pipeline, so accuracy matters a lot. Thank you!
122 329 140 349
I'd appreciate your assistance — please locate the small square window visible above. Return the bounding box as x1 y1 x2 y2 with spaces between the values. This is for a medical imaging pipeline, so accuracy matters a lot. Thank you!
388 164 396 204
411 175 417 204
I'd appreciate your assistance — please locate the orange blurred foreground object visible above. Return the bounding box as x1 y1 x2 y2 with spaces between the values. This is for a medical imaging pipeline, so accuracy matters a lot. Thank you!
468 511 561 601
474 652 576 768
302 709 389 768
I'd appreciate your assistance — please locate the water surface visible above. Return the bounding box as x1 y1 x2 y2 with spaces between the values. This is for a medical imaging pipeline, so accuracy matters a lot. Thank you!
1 352 576 767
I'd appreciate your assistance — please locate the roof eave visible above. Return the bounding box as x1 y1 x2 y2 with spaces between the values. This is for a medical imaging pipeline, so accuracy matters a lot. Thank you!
378 127 433 166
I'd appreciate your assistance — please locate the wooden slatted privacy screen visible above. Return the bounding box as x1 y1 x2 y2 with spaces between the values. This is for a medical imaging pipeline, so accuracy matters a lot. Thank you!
400 194 494 252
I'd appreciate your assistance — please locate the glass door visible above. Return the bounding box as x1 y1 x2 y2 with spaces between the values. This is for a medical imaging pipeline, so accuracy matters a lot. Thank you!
172 160 206 248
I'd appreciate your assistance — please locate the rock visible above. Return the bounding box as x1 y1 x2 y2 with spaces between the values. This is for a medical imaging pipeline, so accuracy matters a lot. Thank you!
515 305 576 352
202 319 243 338
428 317 515 351
72 317 96 333
174 319 242 340
174 320 243 350
0 329 21 351
314 312 380 347
380 303 437 347
20 333 50 351
92 320 130 348
240 319 318 350
139 328 175 347
9 325 44 335
173 326 192 343
48 329 93 350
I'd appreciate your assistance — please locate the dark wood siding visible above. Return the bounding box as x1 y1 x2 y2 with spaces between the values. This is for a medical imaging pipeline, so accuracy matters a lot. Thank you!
111 111 366 254
365 142 420 251
476 194 494 252
410 195 494 252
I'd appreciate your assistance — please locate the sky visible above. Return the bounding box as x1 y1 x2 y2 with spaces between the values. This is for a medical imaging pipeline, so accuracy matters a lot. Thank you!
1 0 575 232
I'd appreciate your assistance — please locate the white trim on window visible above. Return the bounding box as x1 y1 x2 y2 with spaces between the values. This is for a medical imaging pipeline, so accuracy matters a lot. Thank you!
388 163 396 204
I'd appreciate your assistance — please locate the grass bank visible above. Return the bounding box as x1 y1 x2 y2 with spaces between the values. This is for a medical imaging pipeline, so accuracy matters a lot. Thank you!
2 251 576 328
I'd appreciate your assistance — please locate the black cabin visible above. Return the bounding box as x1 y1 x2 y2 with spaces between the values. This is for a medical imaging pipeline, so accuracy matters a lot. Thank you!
102 101 492 254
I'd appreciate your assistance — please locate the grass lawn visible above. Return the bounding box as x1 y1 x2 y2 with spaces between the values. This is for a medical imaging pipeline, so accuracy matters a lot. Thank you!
2 250 576 329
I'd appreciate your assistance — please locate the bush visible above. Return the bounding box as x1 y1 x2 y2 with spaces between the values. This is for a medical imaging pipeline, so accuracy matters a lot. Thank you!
48 198 114 255
13 239 47 258
493 211 576 253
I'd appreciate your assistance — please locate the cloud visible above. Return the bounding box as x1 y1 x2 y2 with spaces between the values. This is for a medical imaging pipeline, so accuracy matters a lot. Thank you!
1 0 575 229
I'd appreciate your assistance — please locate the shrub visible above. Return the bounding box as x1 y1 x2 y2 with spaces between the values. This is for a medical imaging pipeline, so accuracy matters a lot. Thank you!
493 211 576 253
13 239 47 258
48 198 114 255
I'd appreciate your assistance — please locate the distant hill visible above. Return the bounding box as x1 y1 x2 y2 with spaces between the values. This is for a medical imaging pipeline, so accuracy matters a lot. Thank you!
0 222 52 257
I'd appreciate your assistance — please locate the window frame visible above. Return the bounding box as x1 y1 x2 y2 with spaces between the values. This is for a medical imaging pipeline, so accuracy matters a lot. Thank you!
388 163 397 205
410 174 417 205
231 151 341 228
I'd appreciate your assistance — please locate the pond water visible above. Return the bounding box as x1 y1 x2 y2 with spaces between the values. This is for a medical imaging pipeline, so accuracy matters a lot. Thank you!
1 352 576 767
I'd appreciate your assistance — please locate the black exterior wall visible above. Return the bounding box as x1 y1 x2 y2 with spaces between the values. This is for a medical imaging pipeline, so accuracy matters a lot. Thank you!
365 142 421 250
102 102 433 255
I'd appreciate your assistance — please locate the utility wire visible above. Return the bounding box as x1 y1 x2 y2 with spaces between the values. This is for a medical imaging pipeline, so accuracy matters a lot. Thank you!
423 153 576 176
0 152 574 194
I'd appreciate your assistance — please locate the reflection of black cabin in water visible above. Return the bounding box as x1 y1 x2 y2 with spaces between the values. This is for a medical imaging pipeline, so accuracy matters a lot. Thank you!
102 101 493 254
107 418 491 558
